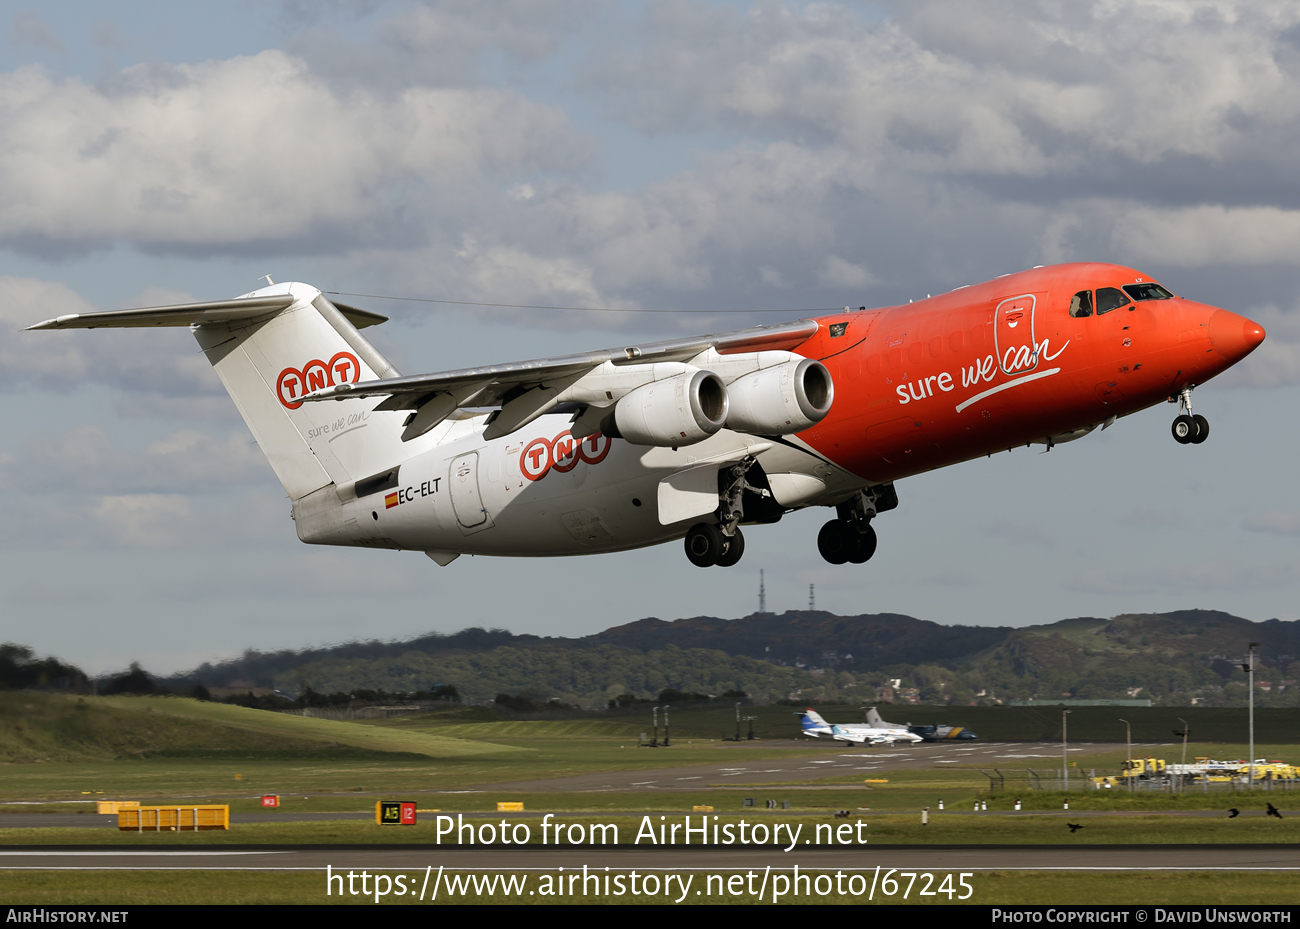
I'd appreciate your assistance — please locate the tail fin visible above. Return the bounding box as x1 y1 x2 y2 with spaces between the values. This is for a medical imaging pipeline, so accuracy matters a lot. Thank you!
865 707 887 728
802 709 829 729
193 283 420 499
31 282 429 501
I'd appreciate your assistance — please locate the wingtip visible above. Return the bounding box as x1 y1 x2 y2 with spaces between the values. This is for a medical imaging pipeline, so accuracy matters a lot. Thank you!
26 314 79 330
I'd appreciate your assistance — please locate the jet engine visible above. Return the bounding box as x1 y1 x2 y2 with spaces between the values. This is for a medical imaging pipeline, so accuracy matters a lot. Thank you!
725 358 833 435
607 369 729 446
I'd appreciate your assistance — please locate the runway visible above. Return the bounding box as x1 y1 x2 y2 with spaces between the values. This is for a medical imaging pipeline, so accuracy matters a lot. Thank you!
474 740 1131 792
1 844 1297 871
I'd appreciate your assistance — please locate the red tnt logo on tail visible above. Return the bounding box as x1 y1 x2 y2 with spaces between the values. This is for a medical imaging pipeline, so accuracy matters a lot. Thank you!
276 351 361 409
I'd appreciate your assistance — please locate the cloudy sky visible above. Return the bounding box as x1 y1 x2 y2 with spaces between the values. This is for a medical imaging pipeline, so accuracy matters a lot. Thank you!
2 1 1298 676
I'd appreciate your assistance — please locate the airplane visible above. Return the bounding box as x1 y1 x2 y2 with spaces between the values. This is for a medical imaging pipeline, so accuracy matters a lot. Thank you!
798 708 923 745
908 722 979 742
28 262 1265 568
863 707 979 742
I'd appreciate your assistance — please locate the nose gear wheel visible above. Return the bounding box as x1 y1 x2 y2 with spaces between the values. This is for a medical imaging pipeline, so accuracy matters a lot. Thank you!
1170 387 1209 444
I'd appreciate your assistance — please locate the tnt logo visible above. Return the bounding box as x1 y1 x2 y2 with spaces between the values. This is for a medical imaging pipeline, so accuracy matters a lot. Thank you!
276 351 362 409
520 431 611 482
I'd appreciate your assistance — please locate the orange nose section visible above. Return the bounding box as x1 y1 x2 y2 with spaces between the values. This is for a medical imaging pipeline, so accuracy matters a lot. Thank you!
1209 310 1266 363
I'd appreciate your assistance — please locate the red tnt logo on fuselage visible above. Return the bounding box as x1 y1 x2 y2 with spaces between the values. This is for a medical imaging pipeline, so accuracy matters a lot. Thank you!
276 351 361 409
520 431 611 482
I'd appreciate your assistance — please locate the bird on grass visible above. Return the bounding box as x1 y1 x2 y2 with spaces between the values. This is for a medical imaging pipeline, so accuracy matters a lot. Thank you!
1267 803 1283 820
1067 823 1084 833
834 810 852 819
1228 808 1240 818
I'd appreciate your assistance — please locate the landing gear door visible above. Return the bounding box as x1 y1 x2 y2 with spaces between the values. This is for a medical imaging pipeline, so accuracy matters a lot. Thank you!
449 452 493 533
994 293 1038 377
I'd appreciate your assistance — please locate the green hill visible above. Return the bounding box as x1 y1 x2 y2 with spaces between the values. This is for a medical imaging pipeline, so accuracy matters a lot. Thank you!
0 693 517 763
147 608 1300 709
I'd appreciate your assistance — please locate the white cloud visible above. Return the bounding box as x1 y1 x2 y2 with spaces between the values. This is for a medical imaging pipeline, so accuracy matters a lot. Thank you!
979 518 1058 548
0 51 589 255
1112 207 1300 267
1212 303 1300 387
0 275 229 404
10 11 66 56
0 481 290 551
585 0 1300 183
90 493 192 548
820 256 879 290
1242 511 1300 535
1069 558 1300 594
0 425 272 494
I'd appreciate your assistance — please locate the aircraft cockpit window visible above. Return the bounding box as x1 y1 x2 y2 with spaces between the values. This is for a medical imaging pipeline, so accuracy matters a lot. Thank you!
1095 287 1131 315
1069 290 1093 318
1122 282 1174 301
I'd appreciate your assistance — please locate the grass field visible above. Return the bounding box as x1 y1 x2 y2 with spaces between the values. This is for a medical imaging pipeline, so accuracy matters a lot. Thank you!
2 809 1298 845
380 701 1300 744
4 694 1300 905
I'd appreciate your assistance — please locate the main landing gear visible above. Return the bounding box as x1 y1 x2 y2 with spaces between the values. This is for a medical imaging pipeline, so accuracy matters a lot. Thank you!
685 522 744 568
684 456 765 568
1170 386 1209 445
818 484 896 566
818 520 876 565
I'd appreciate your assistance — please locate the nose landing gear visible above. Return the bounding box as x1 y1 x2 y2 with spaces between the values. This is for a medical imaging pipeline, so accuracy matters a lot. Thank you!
1170 387 1208 445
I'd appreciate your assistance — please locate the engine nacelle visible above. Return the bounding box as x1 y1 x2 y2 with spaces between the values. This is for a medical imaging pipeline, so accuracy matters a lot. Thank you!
609 369 729 446
725 358 833 435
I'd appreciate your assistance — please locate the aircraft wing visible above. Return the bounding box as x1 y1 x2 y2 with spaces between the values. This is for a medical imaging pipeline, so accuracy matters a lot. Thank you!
29 287 820 443
25 296 389 331
301 317 820 441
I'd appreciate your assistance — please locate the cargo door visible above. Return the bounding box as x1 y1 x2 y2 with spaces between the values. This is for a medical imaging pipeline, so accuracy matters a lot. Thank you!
449 452 493 532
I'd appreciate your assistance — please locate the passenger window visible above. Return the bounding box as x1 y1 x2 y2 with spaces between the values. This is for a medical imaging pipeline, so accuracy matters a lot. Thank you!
1069 291 1093 318
1096 287 1131 315
1123 282 1174 301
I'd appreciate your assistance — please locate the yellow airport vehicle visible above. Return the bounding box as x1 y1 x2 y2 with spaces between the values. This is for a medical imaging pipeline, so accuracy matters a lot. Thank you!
1098 756 1300 787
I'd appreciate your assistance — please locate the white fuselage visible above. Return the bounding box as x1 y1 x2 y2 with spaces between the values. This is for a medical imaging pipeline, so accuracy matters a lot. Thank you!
803 722 923 745
293 412 862 557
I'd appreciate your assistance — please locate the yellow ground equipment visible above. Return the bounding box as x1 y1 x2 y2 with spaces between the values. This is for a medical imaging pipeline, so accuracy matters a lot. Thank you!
96 801 139 815
1094 757 1167 787
117 805 229 831
1096 756 1300 787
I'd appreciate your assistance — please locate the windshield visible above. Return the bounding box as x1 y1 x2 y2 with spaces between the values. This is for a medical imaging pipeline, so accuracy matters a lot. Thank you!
1123 282 1174 301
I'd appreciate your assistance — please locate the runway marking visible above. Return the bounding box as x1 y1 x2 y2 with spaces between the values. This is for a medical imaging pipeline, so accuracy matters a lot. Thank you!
0 851 284 857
